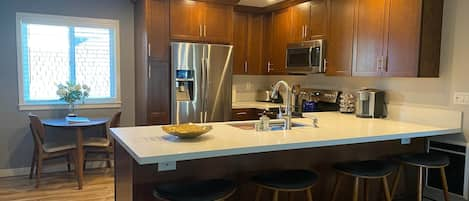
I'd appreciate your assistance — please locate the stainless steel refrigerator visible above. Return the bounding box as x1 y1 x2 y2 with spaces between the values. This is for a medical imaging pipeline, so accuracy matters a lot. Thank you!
171 42 233 124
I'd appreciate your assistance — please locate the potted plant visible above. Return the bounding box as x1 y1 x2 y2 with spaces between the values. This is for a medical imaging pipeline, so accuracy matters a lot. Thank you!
56 82 90 117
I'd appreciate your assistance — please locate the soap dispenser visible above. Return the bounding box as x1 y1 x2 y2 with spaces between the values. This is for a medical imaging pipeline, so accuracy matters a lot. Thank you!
260 111 271 131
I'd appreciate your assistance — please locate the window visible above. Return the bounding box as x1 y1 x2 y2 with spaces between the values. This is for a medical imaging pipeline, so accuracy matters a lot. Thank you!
16 13 120 110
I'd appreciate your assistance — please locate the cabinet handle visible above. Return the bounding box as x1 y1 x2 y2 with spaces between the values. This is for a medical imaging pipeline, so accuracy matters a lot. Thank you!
383 56 388 72
236 112 248 115
204 24 207 37
244 61 248 73
199 24 203 37
377 56 384 71
148 63 152 79
305 25 308 39
267 61 273 73
148 43 151 57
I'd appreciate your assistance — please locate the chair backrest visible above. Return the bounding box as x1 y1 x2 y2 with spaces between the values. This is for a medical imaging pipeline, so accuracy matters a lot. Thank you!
28 114 45 149
110 111 122 128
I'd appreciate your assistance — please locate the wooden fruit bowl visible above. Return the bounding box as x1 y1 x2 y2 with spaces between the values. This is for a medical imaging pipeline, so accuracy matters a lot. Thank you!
162 123 212 139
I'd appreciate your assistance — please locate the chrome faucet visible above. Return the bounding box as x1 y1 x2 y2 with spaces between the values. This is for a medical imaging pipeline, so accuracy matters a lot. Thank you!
271 80 292 130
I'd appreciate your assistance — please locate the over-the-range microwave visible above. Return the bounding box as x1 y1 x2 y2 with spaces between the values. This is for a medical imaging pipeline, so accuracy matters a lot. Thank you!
286 39 325 74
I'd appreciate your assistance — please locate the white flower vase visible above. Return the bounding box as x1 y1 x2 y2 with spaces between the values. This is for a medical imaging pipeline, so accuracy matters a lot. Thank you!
67 103 77 117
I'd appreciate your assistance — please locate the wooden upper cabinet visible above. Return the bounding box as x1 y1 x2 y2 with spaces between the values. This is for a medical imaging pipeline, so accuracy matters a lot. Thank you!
170 0 202 42
234 12 264 75
290 0 327 42
290 2 311 42
247 14 264 75
268 8 291 75
310 0 327 37
170 0 233 44
383 0 443 77
326 0 355 76
233 12 249 74
202 3 233 44
385 0 420 77
353 0 386 76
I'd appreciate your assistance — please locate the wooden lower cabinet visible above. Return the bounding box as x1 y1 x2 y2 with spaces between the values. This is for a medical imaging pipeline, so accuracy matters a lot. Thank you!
148 60 171 125
231 108 263 121
115 139 425 201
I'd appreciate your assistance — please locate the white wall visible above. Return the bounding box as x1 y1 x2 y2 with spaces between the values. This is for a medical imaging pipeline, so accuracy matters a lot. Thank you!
0 0 135 170
234 0 469 137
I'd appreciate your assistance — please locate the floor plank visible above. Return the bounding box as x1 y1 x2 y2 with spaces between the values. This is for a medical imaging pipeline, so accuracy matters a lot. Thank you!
0 169 114 201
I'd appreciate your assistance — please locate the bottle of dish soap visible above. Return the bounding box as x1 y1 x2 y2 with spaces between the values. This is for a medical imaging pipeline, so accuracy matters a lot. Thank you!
260 111 271 131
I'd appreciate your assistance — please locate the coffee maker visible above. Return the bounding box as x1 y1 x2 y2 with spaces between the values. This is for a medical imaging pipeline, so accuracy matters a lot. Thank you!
356 89 386 118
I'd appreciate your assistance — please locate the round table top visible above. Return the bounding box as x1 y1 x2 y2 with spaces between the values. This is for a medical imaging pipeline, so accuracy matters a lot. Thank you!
42 118 109 127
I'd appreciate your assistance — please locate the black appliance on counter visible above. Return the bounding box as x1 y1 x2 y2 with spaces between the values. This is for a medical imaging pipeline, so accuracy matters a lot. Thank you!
296 89 341 113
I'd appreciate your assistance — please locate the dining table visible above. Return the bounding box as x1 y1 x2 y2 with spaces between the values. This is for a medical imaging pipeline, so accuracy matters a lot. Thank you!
41 118 108 190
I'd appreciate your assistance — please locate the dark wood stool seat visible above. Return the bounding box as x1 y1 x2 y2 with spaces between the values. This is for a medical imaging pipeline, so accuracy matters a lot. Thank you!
153 179 236 201
391 153 450 201
252 169 319 201
331 160 395 201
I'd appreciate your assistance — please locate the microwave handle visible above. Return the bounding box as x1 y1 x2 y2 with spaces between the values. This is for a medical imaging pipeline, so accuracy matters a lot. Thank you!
324 58 328 73
308 47 313 68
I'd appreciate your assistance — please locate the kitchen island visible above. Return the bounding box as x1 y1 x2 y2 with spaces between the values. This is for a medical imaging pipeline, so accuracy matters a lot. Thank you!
111 112 462 201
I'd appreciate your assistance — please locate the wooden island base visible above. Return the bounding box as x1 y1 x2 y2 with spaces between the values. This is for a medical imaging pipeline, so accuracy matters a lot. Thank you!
115 139 425 201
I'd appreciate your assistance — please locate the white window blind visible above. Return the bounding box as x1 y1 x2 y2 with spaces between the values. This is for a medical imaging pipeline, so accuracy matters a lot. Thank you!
16 13 120 110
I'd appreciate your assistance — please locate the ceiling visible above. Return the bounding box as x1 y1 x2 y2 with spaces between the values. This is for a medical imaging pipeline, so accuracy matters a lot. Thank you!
238 0 286 7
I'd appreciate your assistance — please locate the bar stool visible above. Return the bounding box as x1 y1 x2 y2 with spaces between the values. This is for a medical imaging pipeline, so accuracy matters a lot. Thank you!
252 169 319 201
330 160 396 201
153 179 236 201
391 153 450 201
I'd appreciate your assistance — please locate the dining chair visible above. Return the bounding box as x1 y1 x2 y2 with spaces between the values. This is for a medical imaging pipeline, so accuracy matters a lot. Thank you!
28 114 76 188
83 111 121 170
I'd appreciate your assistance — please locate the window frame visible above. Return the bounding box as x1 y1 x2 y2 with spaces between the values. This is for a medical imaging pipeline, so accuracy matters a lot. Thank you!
16 12 121 111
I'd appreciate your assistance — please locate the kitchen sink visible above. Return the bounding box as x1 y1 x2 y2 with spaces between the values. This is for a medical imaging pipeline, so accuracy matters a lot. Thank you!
228 121 306 131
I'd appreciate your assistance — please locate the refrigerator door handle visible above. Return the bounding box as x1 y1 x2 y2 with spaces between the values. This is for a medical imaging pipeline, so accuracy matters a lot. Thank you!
200 57 206 123
203 57 209 123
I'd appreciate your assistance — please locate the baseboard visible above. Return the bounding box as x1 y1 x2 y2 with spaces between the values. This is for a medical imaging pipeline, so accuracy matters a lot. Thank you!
0 161 111 178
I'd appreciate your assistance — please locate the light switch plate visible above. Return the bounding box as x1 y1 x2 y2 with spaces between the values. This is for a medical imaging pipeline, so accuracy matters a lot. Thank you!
454 92 469 105
158 162 177 171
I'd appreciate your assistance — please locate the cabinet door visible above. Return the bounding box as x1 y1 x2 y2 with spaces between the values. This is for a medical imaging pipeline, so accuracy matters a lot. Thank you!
353 0 386 76
310 0 327 37
202 3 234 44
247 15 264 75
290 2 311 42
269 8 291 75
326 0 355 76
383 0 421 77
233 12 248 75
170 0 202 42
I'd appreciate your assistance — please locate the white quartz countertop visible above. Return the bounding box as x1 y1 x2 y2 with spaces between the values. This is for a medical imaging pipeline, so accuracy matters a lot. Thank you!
232 101 282 110
111 112 462 165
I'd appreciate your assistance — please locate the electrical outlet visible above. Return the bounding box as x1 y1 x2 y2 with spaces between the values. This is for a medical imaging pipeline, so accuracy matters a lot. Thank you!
401 138 411 145
158 162 177 171
454 92 469 105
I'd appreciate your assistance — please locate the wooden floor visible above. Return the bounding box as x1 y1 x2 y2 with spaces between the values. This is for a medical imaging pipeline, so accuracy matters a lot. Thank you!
0 169 114 201
0 168 435 201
